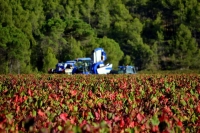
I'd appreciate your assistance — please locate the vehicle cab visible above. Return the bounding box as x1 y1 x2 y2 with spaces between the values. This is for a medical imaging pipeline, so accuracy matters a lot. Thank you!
109 65 137 74
118 66 137 74
73 58 92 74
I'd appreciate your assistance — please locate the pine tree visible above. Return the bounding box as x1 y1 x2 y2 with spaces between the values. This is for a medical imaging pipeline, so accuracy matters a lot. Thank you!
43 47 58 72
170 24 198 69
98 37 124 68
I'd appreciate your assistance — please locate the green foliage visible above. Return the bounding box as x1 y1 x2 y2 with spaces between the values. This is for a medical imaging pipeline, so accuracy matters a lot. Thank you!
94 0 111 36
127 40 154 70
97 37 124 68
0 26 31 74
41 18 66 54
121 55 132 66
109 0 132 21
0 0 200 73
64 18 94 41
62 37 84 60
151 114 160 126
0 0 12 26
80 0 95 24
83 37 99 56
147 43 160 70
43 47 58 72
169 24 199 69
185 0 200 31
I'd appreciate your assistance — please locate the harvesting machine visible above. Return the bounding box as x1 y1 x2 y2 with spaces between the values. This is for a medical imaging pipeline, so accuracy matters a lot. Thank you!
48 48 112 74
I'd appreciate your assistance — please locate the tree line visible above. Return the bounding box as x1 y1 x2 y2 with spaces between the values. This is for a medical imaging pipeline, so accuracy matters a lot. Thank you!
0 0 200 74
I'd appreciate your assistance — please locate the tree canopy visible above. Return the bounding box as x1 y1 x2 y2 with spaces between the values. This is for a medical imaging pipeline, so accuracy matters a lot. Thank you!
0 0 200 73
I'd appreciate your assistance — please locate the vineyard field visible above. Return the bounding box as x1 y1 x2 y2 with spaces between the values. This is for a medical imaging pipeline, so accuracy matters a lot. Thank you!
0 74 199 133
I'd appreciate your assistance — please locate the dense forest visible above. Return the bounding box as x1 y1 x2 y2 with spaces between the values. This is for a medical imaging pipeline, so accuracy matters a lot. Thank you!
0 0 200 74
